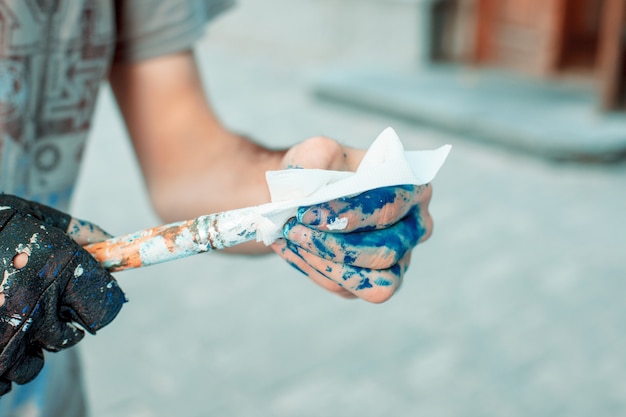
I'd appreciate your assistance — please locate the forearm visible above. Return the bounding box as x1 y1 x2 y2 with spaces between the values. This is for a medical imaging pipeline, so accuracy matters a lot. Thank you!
109 51 284 229
136 125 284 223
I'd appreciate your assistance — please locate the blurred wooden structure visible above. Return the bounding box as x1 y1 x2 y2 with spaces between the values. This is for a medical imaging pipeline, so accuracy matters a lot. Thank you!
431 0 626 110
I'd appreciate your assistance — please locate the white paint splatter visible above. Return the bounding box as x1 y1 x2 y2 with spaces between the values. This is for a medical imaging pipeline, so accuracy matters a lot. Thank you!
327 217 349 231
1 269 13 291
174 227 198 251
15 233 39 257
22 317 32 332
5 314 22 327
74 264 84 278
139 236 171 265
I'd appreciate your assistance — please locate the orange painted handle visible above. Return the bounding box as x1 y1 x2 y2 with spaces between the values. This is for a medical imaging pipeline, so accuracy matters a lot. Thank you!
85 219 200 271
85 206 261 272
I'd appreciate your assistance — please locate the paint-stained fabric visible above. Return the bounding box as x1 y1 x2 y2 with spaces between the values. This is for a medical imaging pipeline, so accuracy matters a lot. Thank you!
0 0 231 416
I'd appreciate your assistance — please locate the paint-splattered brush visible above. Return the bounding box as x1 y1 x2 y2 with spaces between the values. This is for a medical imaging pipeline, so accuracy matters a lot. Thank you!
84 205 268 272
84 131 453 272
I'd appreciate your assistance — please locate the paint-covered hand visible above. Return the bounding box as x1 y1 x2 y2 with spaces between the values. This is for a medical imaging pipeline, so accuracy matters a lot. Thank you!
0 195 126 396
271 137 433 303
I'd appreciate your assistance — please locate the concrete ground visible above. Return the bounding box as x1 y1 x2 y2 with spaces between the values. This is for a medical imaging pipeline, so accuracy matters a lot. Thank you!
71 3 626 417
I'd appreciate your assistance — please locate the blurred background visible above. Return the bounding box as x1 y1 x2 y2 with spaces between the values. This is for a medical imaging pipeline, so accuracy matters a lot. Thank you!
72 0 626 416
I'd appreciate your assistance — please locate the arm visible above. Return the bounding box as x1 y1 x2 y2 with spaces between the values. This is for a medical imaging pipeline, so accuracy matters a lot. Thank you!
108 50 435 302
108 51 284 228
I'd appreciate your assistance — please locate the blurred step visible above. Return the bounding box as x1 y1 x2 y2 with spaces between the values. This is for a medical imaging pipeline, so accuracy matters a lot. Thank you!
313 65 626 162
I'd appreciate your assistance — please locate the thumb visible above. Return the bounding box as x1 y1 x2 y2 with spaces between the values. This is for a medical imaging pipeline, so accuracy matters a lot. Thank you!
282 136 365 172
66 217 113 245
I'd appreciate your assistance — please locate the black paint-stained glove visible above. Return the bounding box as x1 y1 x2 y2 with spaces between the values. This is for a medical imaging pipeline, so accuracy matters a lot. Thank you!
0 194 126 396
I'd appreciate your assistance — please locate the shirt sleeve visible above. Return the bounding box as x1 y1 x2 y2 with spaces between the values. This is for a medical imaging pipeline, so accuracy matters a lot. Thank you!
113 0 234 62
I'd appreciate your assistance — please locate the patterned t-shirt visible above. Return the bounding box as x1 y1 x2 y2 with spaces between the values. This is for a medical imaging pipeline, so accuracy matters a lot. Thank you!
0 0 232 415
0 0 232 211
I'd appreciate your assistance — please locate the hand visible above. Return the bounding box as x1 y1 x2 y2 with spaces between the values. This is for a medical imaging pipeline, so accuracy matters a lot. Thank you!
0 195 126 395
271 137 433 303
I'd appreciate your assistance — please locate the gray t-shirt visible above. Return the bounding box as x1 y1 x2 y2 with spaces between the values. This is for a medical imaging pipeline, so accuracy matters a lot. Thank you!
0 0 232 415
0 0 232 211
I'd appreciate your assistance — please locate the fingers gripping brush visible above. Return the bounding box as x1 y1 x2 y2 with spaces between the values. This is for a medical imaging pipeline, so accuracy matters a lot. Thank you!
85 129 452 272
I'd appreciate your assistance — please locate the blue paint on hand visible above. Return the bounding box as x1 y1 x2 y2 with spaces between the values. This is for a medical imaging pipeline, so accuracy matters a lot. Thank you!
297 207 321 226
374 277 393 287
310 234 337 260
282 217 298 239
356 277 373 290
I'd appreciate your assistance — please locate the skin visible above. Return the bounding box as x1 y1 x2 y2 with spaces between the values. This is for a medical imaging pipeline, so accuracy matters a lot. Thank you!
66 218 113 245
13 253 28 270
91 50 434 303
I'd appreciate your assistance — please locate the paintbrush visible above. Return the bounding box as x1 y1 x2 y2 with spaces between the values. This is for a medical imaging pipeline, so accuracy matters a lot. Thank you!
84 204 271 272
84 136 452 272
